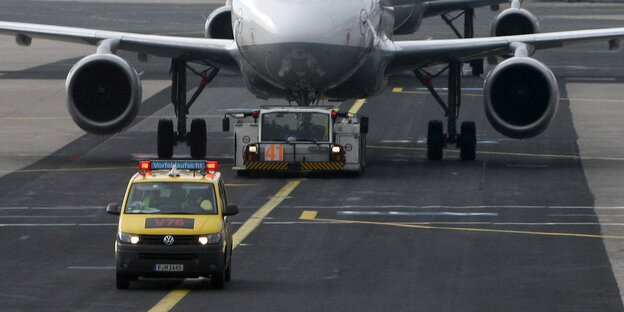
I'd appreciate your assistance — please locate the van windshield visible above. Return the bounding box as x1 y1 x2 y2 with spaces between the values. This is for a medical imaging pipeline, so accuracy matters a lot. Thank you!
125 182 217 215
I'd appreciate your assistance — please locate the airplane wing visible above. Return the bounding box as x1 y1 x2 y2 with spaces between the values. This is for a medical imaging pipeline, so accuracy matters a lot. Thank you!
387 27 624 73
422 0 509 18
0 21 238 69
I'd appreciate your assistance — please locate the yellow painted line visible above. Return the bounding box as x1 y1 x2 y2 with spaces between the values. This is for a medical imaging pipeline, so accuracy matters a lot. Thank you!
148 290 191 312
367 145 624 162
233 179 302 248
299 210 318 220
393 89 482 97
299 210 624 240
149 179 302 312
348 99 366 116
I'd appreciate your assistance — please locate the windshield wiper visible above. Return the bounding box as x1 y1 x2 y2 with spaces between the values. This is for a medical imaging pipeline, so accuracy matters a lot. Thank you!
263 138 286 141
296 139 320 144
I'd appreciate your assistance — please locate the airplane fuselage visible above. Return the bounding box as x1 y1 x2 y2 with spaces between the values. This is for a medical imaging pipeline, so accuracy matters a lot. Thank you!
232 0 394 104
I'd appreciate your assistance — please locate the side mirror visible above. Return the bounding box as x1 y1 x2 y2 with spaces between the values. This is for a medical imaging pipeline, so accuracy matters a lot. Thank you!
223 204 239 216
360 116 369 134
222 117 230 132
106 203 120 215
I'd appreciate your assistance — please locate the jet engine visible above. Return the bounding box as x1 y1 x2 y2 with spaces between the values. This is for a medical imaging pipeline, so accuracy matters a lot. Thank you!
66 54 142 134
483 57 559 139
491 8 540 37
205 6 233 39
392 5 426 35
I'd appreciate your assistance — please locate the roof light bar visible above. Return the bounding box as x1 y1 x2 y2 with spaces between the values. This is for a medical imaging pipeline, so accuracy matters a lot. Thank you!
139 161 151 171
206 161 218 171
138 161 219 171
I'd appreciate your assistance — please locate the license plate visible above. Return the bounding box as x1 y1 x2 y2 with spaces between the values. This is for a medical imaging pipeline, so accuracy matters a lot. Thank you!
154 264 184 272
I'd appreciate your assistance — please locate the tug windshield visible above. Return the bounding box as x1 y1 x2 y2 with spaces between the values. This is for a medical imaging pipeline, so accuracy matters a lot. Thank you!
261 111 329 142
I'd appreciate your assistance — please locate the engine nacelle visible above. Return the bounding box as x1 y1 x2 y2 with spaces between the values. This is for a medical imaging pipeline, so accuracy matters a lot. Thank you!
393 5 426 35
205 6 233 39
491 8 540 37
483 57 559 139
66 54 142 134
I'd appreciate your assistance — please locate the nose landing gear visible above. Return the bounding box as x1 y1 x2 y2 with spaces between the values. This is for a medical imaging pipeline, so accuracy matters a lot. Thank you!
156 58 219 159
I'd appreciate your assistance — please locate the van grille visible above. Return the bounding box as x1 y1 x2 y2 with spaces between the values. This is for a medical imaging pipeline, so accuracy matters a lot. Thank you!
139 235 199 245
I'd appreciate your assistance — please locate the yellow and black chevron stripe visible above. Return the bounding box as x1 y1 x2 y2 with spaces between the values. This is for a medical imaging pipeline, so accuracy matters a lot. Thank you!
300 162 344 171
244 161 289 170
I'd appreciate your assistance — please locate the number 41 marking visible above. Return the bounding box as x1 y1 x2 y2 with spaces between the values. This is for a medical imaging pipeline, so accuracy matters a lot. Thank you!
265 144 284 161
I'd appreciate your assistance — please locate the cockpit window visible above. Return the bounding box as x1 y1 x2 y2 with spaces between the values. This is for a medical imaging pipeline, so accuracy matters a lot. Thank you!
261 112 329 142
125 182 217 215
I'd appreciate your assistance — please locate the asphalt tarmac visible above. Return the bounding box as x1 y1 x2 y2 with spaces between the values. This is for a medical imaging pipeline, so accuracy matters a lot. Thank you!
1 1 624 311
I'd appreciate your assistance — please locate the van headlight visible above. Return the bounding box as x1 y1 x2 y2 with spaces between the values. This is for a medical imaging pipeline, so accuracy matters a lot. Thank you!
198 233 222 245
118 232 140 244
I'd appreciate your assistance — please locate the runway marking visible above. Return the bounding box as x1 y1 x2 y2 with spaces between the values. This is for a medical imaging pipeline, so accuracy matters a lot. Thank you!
367 144 624 161
273 220 624 226
392 88 482 97
0 215 96 219
283 205 624 210
299 210 624 240
338 211 498 217
541 14 624 20
299 210 318 220
232 179 302 248
0 166 135 174
348 98 366 116
0 114 221 121
149 179 302 312
0 223 116 227
148 290 189 312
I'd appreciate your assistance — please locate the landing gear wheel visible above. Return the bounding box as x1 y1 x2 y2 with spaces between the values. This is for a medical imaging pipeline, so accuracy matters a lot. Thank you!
189 118 207 159
459 121 476 161
116 272 130 289
427 120 444 160
157 119 175 159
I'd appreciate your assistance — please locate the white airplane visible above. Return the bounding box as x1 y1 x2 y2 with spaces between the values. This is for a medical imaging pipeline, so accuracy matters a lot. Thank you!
1 0 623 160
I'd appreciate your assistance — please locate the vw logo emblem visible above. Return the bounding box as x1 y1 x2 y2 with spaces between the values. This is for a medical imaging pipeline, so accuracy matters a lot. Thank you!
163 235 175 246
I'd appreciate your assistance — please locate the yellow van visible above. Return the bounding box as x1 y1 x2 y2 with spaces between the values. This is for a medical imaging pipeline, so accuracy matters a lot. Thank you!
106 160 238 289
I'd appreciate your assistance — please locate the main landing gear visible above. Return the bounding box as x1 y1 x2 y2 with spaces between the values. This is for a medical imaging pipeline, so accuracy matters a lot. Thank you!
157 58 219 159
416 8 479 161
415 61 476 161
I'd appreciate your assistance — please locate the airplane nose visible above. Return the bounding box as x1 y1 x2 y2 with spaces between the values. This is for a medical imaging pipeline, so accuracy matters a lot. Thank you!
237 1 368 98
269 7 337 43
239 1 343 45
